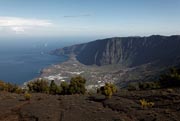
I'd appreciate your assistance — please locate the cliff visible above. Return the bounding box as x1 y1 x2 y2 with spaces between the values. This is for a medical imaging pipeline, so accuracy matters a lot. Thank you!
52 35 180 67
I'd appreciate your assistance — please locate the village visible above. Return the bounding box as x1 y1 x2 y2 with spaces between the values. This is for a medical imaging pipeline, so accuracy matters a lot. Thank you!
39 57 120 90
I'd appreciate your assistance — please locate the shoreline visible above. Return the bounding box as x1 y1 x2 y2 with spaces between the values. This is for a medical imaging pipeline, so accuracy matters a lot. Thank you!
34 54 123 90
21 54 69 88
22 54 166 90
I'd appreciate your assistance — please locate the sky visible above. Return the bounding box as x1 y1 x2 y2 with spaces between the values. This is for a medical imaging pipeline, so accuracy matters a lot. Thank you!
0 0 179 39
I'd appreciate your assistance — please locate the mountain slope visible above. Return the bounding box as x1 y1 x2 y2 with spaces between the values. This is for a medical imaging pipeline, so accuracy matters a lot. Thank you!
52 35 180 67
1 88 180 121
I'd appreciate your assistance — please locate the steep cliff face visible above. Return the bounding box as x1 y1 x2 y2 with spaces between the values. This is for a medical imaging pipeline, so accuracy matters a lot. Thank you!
53 35 180 67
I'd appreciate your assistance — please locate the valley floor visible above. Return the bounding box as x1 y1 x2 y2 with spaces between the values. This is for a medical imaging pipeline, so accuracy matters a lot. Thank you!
39 56 164 90
0 88 180 121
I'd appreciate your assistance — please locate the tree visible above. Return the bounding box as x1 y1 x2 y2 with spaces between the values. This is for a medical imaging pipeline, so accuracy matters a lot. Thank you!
69 76 86 94
27 79 49 93
49 80 61 94
60 81 69 95
98 83 117 98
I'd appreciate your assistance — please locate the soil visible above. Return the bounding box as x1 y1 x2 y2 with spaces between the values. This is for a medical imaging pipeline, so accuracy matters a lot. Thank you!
0 88 180 121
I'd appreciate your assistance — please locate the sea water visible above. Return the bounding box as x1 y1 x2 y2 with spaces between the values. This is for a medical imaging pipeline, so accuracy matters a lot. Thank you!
0 39 69 85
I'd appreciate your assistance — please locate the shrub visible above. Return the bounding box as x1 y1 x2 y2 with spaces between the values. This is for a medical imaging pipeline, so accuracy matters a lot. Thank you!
49 80 61 94
24 93 32 100
69 76 86 94
138 82 160 90
5 83 19 93
15 88 23 94
0 80 24 93
127 82 139 91
127 81 160 91
0 80 7 91
27 79 49 93
60 81 69 95
98 83 117 98
140 99 154 108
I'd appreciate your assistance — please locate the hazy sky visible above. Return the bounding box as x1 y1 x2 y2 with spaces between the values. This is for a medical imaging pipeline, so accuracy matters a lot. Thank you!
0 0 179 38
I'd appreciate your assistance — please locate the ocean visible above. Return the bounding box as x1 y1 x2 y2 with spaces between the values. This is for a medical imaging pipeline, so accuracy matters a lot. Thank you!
0 39 70 85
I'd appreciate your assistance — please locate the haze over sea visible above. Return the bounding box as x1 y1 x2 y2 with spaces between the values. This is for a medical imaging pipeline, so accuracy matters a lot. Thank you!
0 37 85 85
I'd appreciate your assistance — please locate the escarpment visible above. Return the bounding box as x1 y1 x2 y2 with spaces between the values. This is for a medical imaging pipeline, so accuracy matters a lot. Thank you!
52 35 180 67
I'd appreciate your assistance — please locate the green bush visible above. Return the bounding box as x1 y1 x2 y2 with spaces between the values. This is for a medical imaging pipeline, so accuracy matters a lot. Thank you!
68 76 86 94
27 76 87 95
127 82 139 91
139 82 160 90
24 93 32 100
60 81 69 95
0 81 18 92
0 80 7 91
15 87 24 94
27 79 49 93
0 80 24 93
5 83 19 93
127 81 160 91
49 80 61 94
98 83 117 98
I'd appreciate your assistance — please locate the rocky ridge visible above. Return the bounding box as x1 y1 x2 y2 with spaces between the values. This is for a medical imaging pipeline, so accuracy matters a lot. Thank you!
52 35 180 67
38 35 180 88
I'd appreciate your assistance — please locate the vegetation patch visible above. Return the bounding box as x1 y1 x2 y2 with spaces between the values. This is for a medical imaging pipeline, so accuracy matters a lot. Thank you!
27 76 87 95
139 99 154 108
24 93 32 101
97 83 117 98
159 67 180 88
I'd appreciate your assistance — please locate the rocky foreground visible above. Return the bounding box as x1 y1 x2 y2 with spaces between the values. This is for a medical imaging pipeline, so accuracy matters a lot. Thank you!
0 88 180 121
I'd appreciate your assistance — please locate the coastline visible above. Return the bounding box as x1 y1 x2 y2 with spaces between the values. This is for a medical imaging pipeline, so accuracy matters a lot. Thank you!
34 54 123 90
21 54 69 88
23 54 165 90
23 54 166 90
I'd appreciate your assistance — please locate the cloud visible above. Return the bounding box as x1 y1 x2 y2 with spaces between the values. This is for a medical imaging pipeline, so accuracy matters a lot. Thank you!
0 16 53 33
11 27 25 33
63 14 91 18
